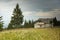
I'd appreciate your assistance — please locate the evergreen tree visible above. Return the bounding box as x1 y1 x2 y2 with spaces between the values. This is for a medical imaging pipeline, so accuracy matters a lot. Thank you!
29 20 31 24
24 20 34 28
28 20 31 28
8 3 23 29
24 20 28 28
31 20 34 28
0 16 3 30
53 17 57 26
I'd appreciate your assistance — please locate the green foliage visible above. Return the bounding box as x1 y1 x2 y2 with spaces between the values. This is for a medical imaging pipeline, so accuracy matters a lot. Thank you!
24 20 34 28
8 23 14 29
0 16 3 30
0 23 3 30
53 17 57 26
8 3 23 29
24 20 29 28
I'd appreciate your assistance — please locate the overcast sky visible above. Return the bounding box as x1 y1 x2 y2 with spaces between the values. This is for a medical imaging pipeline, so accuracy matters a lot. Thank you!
0 0 60 27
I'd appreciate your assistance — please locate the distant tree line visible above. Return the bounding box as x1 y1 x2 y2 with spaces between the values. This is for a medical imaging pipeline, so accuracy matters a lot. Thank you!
53 17 60 27
23 20 34 28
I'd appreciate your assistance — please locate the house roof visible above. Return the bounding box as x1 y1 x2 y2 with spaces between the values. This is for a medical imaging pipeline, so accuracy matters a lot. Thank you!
34 18 54 24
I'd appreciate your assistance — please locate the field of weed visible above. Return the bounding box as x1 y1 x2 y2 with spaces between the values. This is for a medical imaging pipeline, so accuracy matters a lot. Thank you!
0 28 60 40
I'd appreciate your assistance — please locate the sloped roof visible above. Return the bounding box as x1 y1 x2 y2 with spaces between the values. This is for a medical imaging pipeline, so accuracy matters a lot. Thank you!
34 18 54 24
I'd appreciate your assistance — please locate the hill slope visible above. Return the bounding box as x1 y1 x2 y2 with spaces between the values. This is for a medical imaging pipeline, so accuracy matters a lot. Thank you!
0 28 60 40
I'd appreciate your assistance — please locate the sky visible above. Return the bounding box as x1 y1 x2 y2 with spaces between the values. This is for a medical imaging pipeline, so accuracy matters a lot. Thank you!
0 0 60 28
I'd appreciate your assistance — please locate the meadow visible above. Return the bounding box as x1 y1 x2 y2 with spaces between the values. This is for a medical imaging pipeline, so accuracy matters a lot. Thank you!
0 28 60 40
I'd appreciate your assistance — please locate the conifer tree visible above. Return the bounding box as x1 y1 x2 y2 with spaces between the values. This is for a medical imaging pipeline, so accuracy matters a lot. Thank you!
24 20 34 28
8 3 23 29
0 16 3 30
53 17 57 26
31 20 34 28
29 20 31 24
24 20 28 28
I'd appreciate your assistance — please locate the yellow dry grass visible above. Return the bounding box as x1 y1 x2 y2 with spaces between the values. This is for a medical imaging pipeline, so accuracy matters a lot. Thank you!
0 28 60 40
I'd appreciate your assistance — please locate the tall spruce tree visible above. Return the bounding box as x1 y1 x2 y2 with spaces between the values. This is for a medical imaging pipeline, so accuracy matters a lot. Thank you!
8 3 23 29
53 17 57 26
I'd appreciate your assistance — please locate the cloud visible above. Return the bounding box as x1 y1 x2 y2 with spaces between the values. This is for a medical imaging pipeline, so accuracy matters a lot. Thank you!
31 9 60 20
23 9 60 20
34 12 53 17
0 0 60 11
23 11 36 16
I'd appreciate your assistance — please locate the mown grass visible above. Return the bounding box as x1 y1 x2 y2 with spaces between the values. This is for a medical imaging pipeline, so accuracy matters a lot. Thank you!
0 28 60 40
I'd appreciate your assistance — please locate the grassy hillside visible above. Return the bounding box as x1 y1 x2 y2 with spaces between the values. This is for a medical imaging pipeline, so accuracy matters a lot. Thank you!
0 28 60 40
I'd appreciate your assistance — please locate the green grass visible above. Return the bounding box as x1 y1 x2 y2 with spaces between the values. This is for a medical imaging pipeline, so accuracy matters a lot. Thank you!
0 28 60 40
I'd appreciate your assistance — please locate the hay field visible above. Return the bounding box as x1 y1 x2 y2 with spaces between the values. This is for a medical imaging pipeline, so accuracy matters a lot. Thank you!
0 28 60 40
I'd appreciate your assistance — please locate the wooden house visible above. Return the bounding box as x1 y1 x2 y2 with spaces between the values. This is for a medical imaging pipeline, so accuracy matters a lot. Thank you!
34 18 54 28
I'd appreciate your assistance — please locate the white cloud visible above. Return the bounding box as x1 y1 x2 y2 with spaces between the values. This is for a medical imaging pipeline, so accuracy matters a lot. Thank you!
32 9 60 18
23 11 36 16
34 11 53 17
23 9 60 20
